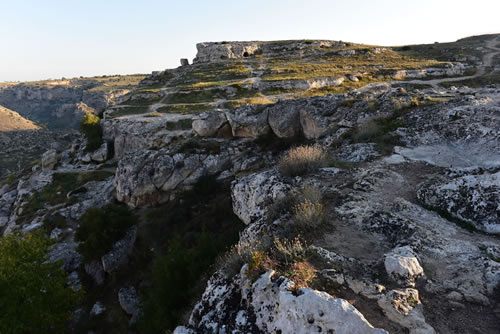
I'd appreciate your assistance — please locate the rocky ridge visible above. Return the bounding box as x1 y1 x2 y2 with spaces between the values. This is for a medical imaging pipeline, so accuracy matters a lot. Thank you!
1 35 500 333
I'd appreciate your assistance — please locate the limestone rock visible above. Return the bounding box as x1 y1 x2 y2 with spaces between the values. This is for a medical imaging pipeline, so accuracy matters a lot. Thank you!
177 266 387 334
118 286 140 320
48 242 82 272
85 260 105 286
299 109 329 139
337 143 380 162
180 58 189 66
384 246 424 287
101 226 137 273
225 106 269 138
377 289 435 334
268 101 303 138
231 170 291 225
251 270 388 334
90 143 108 162
417 171 500 234
192 112 228 137
42 149 58 170
90 302 106 316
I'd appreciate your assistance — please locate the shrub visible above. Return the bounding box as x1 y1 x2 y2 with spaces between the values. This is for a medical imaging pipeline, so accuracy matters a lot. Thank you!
75 204 137 261
248 250 267 273
0 232 80 333
279 145 328 176
80 113 103 152
273 236 307 265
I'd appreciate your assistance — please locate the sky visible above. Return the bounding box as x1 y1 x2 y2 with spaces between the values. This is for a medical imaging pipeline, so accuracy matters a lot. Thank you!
0 0 499 82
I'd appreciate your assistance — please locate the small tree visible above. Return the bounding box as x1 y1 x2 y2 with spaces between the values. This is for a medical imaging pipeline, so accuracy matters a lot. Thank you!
0 232 80 333
80 113 103 152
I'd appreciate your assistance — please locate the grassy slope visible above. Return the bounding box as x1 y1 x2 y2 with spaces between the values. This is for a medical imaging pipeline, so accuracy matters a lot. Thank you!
0 105 40 131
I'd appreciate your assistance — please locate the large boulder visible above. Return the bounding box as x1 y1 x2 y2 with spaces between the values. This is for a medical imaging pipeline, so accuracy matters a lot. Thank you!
299 109 329 139
192 112 228 137
114 150 175 207
250 270 388 334
267 101 304 138
225 106 270 138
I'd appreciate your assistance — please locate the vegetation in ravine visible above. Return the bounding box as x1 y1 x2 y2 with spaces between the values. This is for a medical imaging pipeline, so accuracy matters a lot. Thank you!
75 204 138 261
0 231 81 334
137 175 244 333
80 113 103 152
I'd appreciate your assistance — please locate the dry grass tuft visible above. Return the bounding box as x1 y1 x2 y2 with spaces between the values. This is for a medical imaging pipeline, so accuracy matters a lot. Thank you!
293 200 325 227
287 261 317 290
279 145 328 176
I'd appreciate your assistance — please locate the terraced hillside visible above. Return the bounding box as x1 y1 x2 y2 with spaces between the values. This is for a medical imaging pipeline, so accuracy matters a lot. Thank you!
104 37 491 119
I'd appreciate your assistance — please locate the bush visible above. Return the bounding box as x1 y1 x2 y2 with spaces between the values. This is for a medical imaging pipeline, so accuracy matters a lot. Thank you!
279 145 328 176
273 236 307 265
80 113 103 152
138 231 220 333
75 204 137 261
0 232 80 333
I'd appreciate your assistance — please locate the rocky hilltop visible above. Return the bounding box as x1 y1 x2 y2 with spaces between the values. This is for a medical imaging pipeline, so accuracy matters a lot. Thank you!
1 35 500 333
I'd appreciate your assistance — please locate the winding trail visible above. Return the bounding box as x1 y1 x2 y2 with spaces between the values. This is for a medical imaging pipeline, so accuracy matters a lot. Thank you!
391 36 500 88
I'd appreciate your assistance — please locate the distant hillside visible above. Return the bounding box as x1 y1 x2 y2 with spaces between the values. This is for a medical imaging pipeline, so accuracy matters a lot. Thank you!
0 75 145 130
0 105 39 131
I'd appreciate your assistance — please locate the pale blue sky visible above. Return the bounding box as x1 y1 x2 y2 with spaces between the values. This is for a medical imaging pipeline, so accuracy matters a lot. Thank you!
1 0 499 81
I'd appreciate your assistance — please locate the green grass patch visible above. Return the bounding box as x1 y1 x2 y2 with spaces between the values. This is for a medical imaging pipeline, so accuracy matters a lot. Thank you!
157 104 213 114
108 106 150 118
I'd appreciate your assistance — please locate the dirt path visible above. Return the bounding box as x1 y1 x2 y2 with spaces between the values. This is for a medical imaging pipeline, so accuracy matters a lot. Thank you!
390 36 500 88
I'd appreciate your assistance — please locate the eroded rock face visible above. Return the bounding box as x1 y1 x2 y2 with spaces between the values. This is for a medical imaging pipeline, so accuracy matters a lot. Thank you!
114 149 232 207
417 171 500 234
231 170 291 225
176 266 387 334
102 115 193 158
